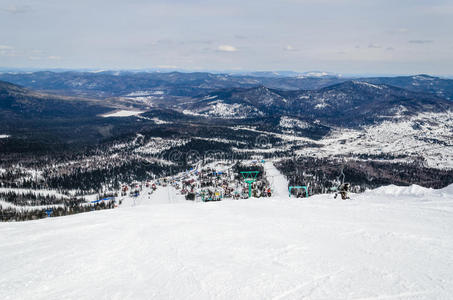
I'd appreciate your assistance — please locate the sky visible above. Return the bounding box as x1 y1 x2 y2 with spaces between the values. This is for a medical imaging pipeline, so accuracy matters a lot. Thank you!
1 0 452 75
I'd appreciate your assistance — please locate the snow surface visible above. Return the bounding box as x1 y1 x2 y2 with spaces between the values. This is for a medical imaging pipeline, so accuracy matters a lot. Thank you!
101 110 145 118
279 117 310 129
182 101 264 119
314 103 328 110
126 91 164 96
133 137 189 155
150 117 171 125
1 181 453 299
136 115 171 124
353 81 384 89
120 186 186 208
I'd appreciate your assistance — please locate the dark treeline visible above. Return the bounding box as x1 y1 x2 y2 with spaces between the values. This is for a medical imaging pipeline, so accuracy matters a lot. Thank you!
0 200 115 222
0 191 81 206
276 157 453 195
0 127 285 193
44 160 178 191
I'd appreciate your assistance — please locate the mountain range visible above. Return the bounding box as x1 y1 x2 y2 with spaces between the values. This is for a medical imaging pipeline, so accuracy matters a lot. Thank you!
1 71 452 138
179 81 452 126
0 71 452 168
1 71 452 100
0 70 452 193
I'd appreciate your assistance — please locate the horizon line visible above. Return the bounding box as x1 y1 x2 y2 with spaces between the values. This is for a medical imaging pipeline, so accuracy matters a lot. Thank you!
0 67 452 78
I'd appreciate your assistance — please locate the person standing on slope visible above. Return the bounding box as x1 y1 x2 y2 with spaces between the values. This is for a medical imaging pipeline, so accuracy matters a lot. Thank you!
335 183 350 200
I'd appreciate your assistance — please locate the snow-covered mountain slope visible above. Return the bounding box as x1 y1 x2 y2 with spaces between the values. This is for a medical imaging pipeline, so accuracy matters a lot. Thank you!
359 74 453 101
182 100 264 119
1 184 452 299
297 111 453 169
176 81 453 126
278 116 310 129
119 186 186 207
179 86 290 118
101 110 145 117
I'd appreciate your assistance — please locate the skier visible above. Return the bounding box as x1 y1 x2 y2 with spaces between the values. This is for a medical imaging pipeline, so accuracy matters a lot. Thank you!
334 183 350 200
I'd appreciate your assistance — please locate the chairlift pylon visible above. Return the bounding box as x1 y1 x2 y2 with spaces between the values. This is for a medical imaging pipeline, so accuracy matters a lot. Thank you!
240 171 259 198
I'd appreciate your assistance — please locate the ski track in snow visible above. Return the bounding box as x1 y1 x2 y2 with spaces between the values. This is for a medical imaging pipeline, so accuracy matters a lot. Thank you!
1 174 453 299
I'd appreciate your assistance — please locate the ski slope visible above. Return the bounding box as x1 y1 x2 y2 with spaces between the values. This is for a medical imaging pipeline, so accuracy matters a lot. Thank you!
264 161 289 197
1 184 453 299
120 186 186 207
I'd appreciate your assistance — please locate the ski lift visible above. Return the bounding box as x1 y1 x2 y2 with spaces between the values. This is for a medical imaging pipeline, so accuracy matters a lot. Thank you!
289 186 308 198
240 171 259 198
334 165 351 199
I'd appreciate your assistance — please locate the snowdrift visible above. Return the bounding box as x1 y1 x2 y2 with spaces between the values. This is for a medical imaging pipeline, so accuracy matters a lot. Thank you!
362 183 453 200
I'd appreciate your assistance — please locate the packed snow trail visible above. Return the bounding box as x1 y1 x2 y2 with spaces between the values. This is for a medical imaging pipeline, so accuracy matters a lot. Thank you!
120 186 185 207
1 185 453 299
144 186 186 205
264 161 289 197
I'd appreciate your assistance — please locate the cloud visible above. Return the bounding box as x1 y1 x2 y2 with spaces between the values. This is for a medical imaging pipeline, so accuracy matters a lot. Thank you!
0 45 15 56
0 46 59 60
284 45 297 51
425 4 453 15
368 43 382 49
156 65 179 69
217 45 237 52
0 0 451 74
408 40 434 44
1 4 32 14
387 28 409 34
396 28 409 33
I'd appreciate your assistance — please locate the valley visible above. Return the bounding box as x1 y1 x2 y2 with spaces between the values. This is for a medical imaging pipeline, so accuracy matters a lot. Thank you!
0 71 453 221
